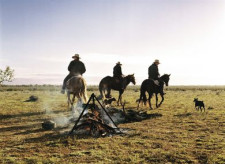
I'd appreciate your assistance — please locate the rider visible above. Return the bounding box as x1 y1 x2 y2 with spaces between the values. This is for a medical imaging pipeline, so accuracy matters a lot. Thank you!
113 62 124 89
61 54 86 94
148 59 160 85
148 59 165 94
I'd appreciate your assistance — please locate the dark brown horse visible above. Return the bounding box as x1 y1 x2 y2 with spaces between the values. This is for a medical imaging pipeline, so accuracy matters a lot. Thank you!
66 75 87 109
137 74 170 109
99 74 136 105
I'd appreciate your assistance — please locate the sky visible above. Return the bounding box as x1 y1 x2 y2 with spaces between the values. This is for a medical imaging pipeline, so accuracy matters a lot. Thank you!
1 0 225 85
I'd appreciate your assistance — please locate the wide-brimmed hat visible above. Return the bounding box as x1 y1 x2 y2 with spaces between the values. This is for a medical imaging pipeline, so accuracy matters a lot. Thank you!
72 54 80 59
154 59 160 64
116 62 122 65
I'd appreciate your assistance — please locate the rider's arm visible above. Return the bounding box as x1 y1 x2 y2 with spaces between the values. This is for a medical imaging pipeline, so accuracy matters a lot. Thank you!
81 63 86 74
68 61 73 71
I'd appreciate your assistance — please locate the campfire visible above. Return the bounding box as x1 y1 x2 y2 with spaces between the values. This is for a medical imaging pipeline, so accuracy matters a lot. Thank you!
42 93 161 138
69 93 121 137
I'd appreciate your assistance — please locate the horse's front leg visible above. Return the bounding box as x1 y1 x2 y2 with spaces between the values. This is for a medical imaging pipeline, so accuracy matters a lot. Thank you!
158 93 164 107
155 93 159 108
117 93 121 106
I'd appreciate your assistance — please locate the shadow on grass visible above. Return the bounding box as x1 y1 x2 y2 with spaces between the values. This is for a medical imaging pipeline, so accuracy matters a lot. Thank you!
173 112 192 118
14 128 47 135
24 132 68 144
0 123 40 133
0 110 67 120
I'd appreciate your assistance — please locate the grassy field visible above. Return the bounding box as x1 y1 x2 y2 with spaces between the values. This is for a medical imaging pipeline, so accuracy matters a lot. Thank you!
0 85 225 163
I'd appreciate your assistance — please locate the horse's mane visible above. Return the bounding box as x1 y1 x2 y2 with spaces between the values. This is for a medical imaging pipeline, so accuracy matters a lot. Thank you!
160 74 170 80
161 74 169 77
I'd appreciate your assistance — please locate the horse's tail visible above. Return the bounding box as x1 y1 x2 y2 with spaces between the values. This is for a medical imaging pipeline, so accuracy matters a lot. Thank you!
137 86 147 109
98 80 105 100
142 91 147 105
140 89 147 104
140 82 148 103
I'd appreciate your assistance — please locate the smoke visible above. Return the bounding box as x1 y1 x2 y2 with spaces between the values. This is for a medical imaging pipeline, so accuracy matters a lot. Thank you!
43 99 86 129
100 108 125 128
72 99 88 118
43 98 126 134
110 112 125 125
54 116 70 127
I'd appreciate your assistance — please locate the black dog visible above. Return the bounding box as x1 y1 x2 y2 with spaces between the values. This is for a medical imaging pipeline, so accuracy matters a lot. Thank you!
193 98 205 112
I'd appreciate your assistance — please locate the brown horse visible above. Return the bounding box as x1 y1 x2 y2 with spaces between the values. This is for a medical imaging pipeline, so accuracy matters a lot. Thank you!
137 74 170 109
99 74 136 105
66 75 87 109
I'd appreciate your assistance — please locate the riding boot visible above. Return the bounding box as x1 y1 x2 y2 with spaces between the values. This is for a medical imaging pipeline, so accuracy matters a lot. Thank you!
154 80 160 86
120 76 125 90
61 88 65 94
61 82 66 94
121 81 124 90
160 88 166 95
61 73 73 94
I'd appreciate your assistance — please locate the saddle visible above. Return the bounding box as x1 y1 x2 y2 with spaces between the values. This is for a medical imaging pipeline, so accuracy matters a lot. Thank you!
113 76 125 89
67 74 82 83
149 79 160 86
113 76 123 84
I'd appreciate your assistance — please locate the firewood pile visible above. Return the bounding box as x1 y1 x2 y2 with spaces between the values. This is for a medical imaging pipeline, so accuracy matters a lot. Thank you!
69 93 120 137
72 108 117 137
103 107 162 124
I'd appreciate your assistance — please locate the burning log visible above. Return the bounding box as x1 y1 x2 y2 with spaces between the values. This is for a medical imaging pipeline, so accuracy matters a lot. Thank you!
72 107 116 137
69 93 120 137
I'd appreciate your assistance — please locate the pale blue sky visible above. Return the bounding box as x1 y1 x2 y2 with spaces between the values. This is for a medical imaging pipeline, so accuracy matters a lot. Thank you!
1 0 225 85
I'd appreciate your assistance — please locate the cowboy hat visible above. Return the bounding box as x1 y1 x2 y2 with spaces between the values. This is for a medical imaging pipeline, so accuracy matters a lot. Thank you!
154 59 160 64
116 62 122 65
72 54 80 59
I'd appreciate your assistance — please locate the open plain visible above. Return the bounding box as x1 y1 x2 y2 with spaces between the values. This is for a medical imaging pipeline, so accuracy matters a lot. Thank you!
0 85 224 163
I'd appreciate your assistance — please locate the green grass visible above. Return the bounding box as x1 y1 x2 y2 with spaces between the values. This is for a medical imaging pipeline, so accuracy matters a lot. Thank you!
0 85 225 163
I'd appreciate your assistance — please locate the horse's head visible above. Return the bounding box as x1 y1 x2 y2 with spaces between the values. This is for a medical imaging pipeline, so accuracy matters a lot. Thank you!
160 74 171 86
127 74 136 85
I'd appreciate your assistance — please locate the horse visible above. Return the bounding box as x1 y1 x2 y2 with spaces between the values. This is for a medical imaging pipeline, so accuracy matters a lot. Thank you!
99 74 136 105
137 74 170 109
66 75 87 109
